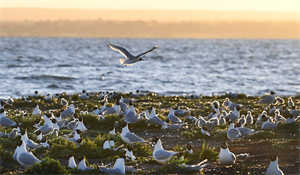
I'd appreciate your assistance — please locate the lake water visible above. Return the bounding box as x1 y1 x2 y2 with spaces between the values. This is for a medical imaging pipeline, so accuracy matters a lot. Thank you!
0 37 299 97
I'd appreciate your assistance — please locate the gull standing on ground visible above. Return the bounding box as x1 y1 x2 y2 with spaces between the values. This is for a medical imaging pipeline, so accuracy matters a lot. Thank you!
219 116 226 126
80 90 89 100
61 104 75 119
288 97 294 108
238 114 246 127
74 118 87 132
21 130 40 149
32 105 42 116
200 127 211 137
78 157 92 171
34 119 56 135
228 106 240 123
0 108 17 127
153 139 177 164
259 91 276 106
246 111 254 125
168 108 182 123
124 106 140 124
148 108 168 129
67 129 81 143
8 128 20 138
236 125 255 137
68 156 77 169
99 158 126 175
16 141 41 168
125 148 136 161
13 140 26 160
108 43 158 66
265 156 284 175
103 140 115 150
109 128 116 135
218 143 236 165
121 125 145 145
261 118 277 130
197 116 207 128
274 109 286 123
255 111 268 128
227 123 242 140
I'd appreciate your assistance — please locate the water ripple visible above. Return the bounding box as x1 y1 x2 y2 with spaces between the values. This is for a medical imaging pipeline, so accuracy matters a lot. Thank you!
0 37 299 97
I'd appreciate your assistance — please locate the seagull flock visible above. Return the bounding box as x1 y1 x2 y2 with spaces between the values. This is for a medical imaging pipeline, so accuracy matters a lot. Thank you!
0 89 299 174
0 44 299 174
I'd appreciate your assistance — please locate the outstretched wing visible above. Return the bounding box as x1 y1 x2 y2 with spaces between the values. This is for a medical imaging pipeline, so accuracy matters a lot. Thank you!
108 44 134 59
136 45 158 58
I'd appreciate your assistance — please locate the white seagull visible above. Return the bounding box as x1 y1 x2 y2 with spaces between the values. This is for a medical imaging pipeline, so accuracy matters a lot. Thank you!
227 123 242 140
109 128 116 135
99 158 126 175
78 157 92 171
68 156 77 169
259 91 276 105
74 119 87 132
121 125 145 145
108 43 158 65
32 105 42 116
124 106 140 124
60 104 75 119
148 108 168 129
265 156 284 175
125 148 136 161
168 108 182 123
21 130 40 149
218 143 236 165
16 141 41 168
0 108 17 127
67 129 81 143
153 139 177 164
246 111 254 125
103 140 115 150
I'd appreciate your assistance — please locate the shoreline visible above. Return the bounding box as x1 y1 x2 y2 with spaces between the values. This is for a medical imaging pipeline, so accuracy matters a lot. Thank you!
1 90 300 100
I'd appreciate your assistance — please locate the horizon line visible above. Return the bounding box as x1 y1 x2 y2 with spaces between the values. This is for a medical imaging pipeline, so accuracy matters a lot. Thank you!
1 7 300 13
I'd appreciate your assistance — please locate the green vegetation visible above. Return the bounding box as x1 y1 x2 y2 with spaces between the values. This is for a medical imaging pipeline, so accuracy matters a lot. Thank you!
24 157 69 175
0 92 299 174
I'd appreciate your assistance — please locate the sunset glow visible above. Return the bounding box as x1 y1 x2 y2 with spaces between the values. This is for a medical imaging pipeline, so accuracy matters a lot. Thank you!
1 0 300 12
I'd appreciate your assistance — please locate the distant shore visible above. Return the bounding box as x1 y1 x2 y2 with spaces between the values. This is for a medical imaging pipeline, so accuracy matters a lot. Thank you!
1 19 299 39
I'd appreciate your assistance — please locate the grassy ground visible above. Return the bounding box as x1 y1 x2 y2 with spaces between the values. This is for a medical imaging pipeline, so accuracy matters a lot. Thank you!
0 92 299 174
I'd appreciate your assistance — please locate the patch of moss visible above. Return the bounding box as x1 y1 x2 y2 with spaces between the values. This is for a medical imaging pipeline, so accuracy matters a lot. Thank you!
48 138 77 159
24 157 69 175
276 122 299 136
247 131 275 140
185 142 218 164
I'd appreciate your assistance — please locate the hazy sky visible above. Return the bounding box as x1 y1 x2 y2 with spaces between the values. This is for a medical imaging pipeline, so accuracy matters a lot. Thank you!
0 0 300 12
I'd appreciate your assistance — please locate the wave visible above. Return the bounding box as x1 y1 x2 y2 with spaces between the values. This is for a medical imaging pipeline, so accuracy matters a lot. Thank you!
56 64 73 67
6 64 27 68
14 74 76 81
47 84 59 89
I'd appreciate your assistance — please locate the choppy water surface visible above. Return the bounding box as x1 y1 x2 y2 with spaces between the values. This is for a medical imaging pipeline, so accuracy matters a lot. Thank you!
0 37 299 97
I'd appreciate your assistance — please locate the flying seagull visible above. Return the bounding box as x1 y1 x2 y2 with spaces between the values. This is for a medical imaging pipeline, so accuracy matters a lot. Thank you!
108 43 158 65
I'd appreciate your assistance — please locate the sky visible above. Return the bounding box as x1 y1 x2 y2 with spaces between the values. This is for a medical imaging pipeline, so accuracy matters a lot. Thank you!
0 0 300 12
